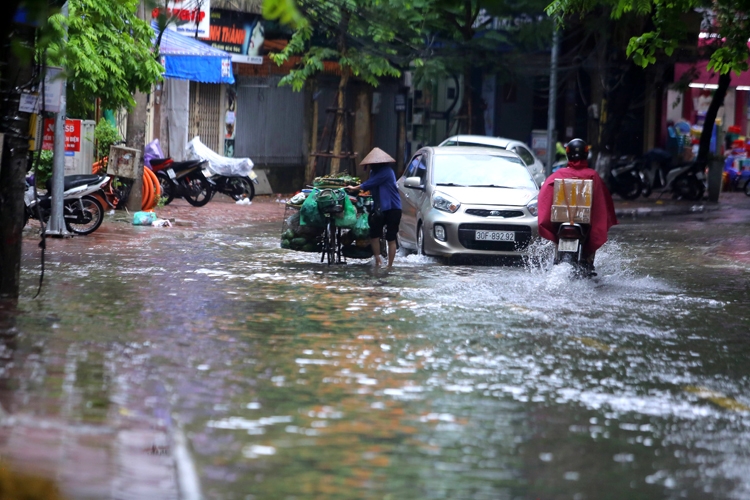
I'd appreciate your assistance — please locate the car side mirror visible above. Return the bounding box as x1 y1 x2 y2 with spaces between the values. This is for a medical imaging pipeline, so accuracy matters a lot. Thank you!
404 176 424 189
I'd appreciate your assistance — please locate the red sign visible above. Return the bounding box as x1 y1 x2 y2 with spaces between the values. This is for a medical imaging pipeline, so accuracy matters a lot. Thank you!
42 118 81 152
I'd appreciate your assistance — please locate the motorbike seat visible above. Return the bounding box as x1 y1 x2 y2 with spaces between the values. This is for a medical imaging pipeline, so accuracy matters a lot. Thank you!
150 158 173 167
162 159 206 174
46 174 104 192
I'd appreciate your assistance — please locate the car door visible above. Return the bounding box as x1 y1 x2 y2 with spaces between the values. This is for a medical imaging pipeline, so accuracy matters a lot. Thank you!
398 153 424 247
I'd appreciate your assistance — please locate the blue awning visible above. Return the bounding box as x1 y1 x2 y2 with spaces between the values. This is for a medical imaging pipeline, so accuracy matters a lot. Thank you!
153 23 235 84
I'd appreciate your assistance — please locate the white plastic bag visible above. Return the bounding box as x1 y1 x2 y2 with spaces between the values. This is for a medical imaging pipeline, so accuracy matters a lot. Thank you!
185 136 254 177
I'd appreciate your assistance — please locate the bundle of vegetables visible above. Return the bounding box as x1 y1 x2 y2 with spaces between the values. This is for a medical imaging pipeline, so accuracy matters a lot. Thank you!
313 173 361 188
280 208 323 252
280 228 321 252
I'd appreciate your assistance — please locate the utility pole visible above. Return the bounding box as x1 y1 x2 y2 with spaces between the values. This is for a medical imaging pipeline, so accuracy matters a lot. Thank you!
46 1 69 236
545 29 560 177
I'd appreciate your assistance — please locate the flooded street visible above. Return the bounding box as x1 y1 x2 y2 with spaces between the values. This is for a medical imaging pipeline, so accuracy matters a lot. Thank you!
6 195 750 499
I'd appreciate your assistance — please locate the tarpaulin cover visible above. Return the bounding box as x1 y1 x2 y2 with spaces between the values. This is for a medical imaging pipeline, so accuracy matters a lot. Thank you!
185 136 254 176
153 23 235 84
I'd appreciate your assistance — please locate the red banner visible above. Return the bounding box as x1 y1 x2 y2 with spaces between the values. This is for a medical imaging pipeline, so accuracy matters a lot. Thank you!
42 118 81 152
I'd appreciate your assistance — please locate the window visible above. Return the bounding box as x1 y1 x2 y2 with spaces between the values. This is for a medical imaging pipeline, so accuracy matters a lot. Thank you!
513 146 535 167
432 153 535 189
404 155 421 178
417 156 428 184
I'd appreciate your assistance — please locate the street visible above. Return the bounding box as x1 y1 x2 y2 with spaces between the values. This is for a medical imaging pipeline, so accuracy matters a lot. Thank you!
2 193 750 499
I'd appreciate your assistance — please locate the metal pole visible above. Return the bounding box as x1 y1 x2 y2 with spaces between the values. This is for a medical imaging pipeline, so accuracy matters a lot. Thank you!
545 28 560 177
46 1 69 236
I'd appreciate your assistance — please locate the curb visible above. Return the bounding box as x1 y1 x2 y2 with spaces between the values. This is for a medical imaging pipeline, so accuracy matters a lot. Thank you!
615 204 718 218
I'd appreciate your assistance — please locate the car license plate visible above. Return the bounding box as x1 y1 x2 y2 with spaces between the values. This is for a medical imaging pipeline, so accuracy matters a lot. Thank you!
558 238 579 252
475 230 515 242
167 168 176 180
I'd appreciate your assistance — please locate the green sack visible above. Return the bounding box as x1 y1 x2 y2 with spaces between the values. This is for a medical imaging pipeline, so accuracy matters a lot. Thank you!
300 190 326 227
353 213 370 239
334 193 357 229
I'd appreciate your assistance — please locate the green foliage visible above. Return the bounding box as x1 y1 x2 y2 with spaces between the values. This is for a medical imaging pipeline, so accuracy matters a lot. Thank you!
41 0 164 117
94 119 122 160
33 150 55 187
547 0 750 76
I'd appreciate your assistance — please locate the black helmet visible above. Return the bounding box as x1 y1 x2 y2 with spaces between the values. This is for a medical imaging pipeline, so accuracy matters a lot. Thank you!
566 138 587 161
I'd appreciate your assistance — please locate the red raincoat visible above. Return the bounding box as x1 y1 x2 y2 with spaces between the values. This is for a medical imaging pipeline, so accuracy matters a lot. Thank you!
537 160 618 255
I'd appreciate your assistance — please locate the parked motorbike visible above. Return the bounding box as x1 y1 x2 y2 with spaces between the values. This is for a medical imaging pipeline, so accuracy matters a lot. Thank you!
205 169 258 202
185 137 257 202
608 156 644 200
150 158 214 207
24 174 109 235
663 161 706 201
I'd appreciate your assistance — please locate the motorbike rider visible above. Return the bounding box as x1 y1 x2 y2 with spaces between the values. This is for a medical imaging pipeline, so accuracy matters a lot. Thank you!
537 138 618 273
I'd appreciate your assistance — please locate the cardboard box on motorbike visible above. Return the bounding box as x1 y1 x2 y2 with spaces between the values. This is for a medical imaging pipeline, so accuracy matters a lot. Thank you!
551 179 593 223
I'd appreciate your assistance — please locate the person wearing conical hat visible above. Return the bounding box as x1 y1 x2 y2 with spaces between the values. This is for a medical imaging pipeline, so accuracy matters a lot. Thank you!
346 147 402 269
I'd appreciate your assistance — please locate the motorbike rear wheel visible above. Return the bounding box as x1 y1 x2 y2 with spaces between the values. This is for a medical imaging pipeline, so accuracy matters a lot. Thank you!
157 172 175 206
64 195 104 235
225 177 255 201
183 177 213 207
745 179 750 197
615 172 643 200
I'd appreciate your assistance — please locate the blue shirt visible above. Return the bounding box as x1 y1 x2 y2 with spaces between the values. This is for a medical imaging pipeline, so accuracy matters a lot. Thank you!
360 166 402 211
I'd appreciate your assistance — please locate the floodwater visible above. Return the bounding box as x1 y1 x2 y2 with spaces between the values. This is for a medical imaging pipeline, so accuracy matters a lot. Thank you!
6 199 750 499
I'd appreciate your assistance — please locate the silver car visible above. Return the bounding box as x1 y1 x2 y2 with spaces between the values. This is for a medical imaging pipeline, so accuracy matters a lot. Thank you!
438 134 546 186
397 147 539 259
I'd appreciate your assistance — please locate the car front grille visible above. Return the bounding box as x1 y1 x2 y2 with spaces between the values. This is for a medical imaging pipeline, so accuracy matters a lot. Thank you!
457 223 533 251
465 209 525 218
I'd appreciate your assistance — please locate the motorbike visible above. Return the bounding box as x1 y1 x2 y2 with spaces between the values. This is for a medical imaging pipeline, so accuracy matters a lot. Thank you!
150 157 214 207
24 174 109 235
608 156 644 200
554 222 594 278
205 169 258 202
185 137 257 202
662 161 706 201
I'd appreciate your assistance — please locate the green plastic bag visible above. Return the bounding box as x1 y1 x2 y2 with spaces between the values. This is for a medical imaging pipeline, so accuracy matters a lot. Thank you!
300 190 326 227
334 193 357 229
353 213 370 239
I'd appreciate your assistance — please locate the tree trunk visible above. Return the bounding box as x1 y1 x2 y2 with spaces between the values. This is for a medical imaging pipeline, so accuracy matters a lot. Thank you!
329 69 350 175
306 84 319 184
0 24 34 300
697 72 731 165
125 1 148 212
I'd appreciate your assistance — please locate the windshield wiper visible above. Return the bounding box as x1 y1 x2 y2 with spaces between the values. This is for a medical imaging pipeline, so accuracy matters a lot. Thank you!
468 184 515 188
436 182 466 187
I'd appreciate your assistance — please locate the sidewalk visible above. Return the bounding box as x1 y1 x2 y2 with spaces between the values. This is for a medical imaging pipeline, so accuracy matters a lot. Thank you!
612 191 750 218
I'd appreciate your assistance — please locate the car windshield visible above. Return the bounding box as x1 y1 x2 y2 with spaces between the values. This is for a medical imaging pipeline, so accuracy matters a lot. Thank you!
432 154 537 189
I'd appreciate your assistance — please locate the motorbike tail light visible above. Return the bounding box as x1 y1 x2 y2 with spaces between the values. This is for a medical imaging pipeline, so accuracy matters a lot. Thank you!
558 225 583 239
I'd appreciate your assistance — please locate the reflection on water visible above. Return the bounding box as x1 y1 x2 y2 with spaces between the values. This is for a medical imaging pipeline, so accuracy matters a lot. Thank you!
10 216 750 499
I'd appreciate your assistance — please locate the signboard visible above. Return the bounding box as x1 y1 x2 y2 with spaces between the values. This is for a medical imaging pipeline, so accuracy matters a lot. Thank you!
201 9 265 64
18 67 64 114
42 119 82 152
394 94 406 112
152 0 211 38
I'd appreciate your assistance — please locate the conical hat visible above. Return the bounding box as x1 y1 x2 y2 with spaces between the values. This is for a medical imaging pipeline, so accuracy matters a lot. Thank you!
359 147 395 166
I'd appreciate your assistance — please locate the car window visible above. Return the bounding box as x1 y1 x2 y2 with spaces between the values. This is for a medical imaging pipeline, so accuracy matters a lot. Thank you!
432 153 536 189
404 155 421 178
513 146 535 166
417 156 428 184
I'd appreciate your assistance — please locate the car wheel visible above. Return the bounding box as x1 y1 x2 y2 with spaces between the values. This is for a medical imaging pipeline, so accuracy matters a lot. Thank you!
417 223 426 256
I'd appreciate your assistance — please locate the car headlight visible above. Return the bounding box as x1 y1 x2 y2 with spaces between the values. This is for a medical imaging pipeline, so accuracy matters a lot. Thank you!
432 191 461 213
526 197 538 216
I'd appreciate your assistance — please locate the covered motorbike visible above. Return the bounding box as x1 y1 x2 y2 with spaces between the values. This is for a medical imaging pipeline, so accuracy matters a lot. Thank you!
186 137 258 201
